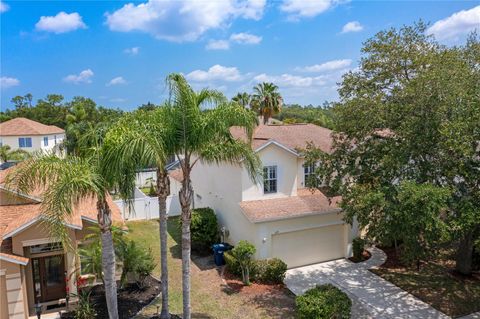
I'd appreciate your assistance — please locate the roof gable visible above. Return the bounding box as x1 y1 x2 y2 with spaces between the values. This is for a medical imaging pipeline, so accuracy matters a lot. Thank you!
0 117 64 136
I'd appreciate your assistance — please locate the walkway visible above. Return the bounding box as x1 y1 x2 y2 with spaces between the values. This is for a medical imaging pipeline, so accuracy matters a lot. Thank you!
285 247 450 319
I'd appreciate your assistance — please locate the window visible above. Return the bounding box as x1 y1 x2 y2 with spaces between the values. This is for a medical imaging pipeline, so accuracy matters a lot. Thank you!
30 242 63 254
43 136 49 146
304 164 315 187
263 166 277 194
19 137 32 148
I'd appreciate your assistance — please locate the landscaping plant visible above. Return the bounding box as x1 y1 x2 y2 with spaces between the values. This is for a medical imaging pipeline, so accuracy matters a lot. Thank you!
352 237 365 261
189 207 220 252
296 284 351 319
73 289 97 319
229 240 256 285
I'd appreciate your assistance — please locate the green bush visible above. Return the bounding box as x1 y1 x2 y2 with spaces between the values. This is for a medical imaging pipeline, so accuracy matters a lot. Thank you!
118 239 156 288
190 207 220 252
296 284 351 319
225 253 286 284
229 240 256 285
74 289 96 319
352 237 365 260
258 258 287 284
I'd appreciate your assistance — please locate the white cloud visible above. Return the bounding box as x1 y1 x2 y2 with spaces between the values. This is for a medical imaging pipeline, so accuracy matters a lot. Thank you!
296 59 352 73
35 12 87 34
63 69 94 84
110 98 126 103
230 32 262 44
124 47 140 55
0 1 9 13
186 65 244 82
280 0 345 19
341 21 363 33
0 76 20 89
254 73 326 87
106 76 127 86
206 40 230 50
427 6 480 42
105 0 266 42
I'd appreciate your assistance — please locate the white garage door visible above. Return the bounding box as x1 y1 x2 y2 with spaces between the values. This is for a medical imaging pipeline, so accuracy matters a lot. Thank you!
271 224 345 268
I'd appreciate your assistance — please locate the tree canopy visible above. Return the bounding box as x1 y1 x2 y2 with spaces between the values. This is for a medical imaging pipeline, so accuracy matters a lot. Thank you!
305 23 480 274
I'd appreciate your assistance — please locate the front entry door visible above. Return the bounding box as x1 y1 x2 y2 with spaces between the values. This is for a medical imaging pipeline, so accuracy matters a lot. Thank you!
32 255 66 302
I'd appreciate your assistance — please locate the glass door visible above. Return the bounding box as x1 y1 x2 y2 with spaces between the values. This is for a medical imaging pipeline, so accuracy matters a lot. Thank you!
32 255 66 302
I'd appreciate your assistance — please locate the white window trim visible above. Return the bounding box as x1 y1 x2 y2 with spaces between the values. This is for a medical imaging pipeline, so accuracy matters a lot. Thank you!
263 165 278 194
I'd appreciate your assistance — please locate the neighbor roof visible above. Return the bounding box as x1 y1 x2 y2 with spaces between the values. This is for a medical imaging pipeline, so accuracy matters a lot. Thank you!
0 117 65 136
239 188 342 223
230 123 333 155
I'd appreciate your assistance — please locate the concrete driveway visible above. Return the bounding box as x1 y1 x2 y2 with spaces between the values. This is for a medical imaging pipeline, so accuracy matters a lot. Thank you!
285 247 449 319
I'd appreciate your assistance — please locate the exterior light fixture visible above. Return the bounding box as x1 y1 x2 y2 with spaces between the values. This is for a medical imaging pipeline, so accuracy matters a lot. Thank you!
34 303 42 319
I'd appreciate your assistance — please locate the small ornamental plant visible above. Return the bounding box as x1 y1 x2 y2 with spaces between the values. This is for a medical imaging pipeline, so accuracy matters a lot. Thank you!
230 240 256 285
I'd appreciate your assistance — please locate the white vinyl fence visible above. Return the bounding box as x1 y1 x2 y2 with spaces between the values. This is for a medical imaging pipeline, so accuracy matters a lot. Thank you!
114 188 181 221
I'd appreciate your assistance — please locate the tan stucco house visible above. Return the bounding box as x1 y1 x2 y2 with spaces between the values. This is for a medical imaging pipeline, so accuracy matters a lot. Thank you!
0 166 123 319
181 123 357 269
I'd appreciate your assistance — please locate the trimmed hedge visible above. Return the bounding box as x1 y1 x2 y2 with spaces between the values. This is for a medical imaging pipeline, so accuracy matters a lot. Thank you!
352 237 365 260
189 207 220 252
296 284 351 319
224 252 287 284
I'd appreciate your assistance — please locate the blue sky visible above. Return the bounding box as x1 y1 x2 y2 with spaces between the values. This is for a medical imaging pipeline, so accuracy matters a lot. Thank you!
1 0 479 110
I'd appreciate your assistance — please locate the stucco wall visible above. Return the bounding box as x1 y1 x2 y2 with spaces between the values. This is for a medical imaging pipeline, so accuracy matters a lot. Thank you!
190 159 256 245
242 143 298 201
0 134 64 155
0 262 28 319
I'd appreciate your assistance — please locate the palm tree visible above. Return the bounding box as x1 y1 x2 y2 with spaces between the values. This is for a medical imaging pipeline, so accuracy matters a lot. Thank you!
103 109 173 319
232 92 251 108
0 145 29 162
165 73 260 319
251 82 283 124
5 150 127 319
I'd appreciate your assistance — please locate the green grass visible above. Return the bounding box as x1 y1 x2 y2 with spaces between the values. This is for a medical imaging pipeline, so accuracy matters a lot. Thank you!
371 263 480 318
126 219 295 319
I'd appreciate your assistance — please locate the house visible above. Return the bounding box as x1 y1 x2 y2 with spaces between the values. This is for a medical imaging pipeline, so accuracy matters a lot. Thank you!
0 118 65 158
185 123 357 269
0 165 123 319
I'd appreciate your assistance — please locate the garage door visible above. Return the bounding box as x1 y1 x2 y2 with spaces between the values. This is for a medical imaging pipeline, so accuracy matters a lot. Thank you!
271 224 345 268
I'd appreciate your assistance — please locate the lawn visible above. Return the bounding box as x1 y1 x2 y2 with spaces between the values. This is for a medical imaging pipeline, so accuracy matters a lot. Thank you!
126 219 295 319
371 248 480 318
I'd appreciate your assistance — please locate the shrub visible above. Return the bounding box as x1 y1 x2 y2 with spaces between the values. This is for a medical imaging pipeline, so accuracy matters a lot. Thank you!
352 237 365 260
229 240 256 285
257 258 287 284
118 239 156 288
73 289 96 319
296 284 351 319
224 250 242 277
190 207 220 252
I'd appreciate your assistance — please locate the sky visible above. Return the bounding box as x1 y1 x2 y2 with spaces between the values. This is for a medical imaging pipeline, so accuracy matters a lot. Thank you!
1 0 479 110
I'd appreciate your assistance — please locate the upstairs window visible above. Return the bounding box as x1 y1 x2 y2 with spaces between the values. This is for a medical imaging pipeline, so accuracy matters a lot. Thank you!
263 166 277 194
43 136 49 146
19 137 32 148
304 164 316 187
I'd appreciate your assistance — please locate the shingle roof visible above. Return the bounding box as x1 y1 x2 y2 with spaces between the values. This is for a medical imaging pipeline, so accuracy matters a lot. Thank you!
0 117 64 136
230 123 333 154
0 166 123 254
239 188 342 223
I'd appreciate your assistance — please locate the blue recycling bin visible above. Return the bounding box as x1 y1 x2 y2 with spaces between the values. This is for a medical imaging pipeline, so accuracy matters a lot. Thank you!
212 243 233 266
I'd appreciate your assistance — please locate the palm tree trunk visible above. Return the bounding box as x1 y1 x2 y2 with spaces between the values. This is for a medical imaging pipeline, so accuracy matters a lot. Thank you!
156 168 171 319
179 166 193 319
97 199 119 319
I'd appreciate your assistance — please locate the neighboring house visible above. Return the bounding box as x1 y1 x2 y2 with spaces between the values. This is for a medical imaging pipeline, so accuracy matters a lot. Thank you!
0 118 65 159
0 165 123 319
186 123 357 269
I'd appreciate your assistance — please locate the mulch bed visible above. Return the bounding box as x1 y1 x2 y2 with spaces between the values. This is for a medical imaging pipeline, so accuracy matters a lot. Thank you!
348 249 371 263
62 276 161 319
